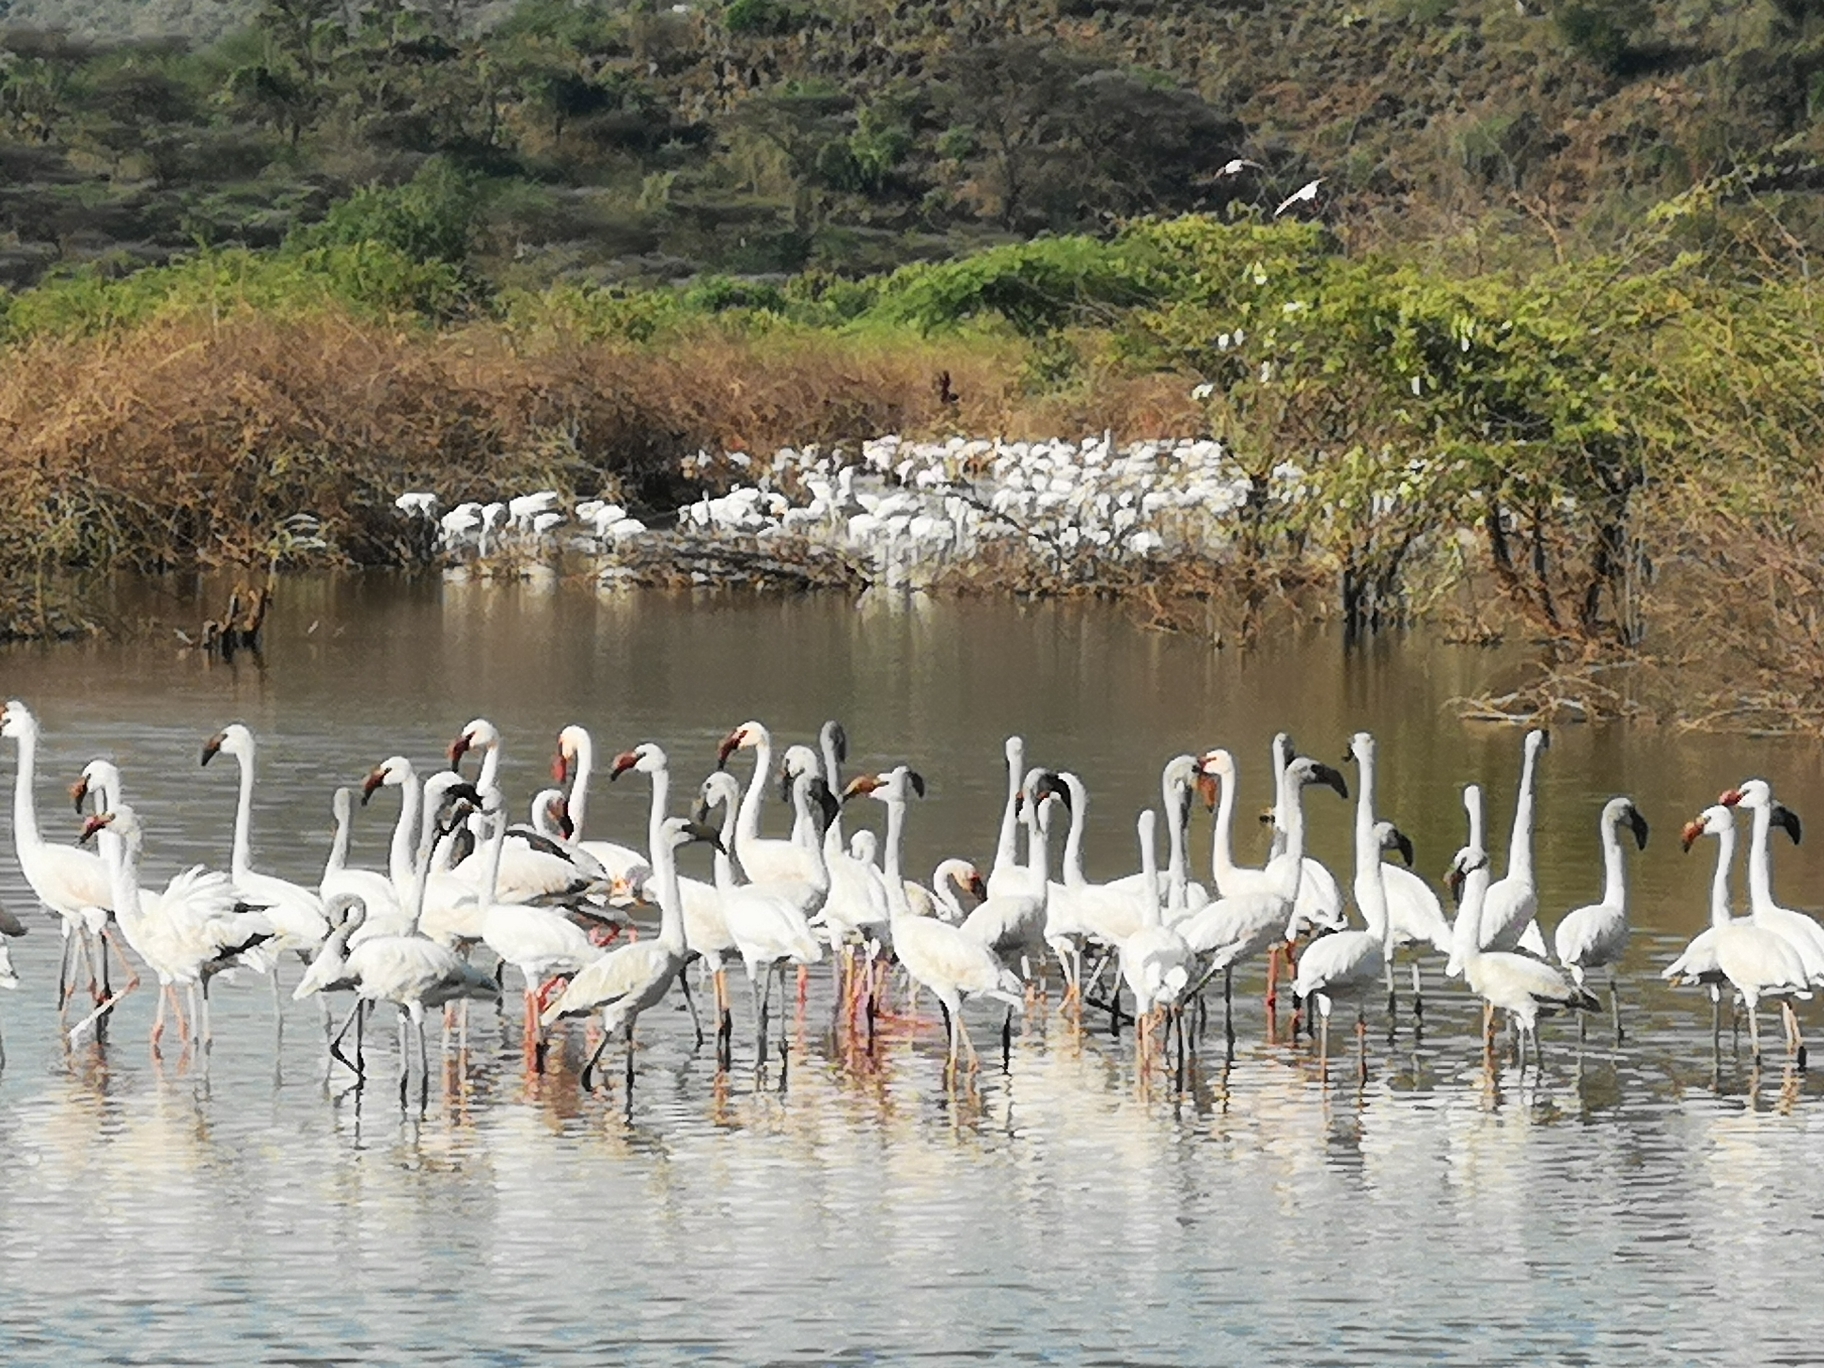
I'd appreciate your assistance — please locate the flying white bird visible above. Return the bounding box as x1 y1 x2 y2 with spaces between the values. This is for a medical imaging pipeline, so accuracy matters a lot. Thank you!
1274 178 1324 217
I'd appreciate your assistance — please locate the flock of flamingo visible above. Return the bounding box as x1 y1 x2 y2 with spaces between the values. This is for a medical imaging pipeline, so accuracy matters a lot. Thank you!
0 697 1811 1104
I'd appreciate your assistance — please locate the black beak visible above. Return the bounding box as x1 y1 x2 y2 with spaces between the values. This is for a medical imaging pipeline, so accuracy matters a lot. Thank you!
1628 806 1650 852
829 722 848 765
1774 803 1803 846
777 767 794 804
1390 828 1414 867
1310 761 1349 800
1342 743 1356 764
906 770 927 799
1038 770 1070 812
810 776 840 831
683 819 726 854
200 733 224 767
691 795 713 825
1444 862 1464 904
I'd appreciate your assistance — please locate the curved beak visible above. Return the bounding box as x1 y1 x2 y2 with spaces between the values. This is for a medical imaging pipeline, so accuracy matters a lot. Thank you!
1774 802 1803 846
1719 787 1744 808
715 730 742 771
906 770 927 799
610 750 639 781
1311 762 1349 800
1195 772 1218 813
1036 770 1070 813
1342 743 1356 764
448 733 473 773
1680 818 1704 853
842 775 883 805
548 795 574 840
1391 828 1414 867
1444 861 1465 905
1628 806 1650 852
360 768 387 806
683 820 727 855
200 731 225 767
551 745 571 784
968 871 987 901
79 812 112 845
69 776 88 814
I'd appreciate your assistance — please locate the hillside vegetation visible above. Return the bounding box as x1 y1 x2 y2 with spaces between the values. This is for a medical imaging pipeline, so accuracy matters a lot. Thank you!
3 0 1824 735
3 0 1824 286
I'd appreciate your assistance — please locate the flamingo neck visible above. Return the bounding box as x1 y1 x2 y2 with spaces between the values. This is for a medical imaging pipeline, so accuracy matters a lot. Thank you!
1598 808 1628 910
882 797 910 921
480 804 508 906
1139 822 1161 930
1710 826 1735 928
1269 738 1292 862
993 742 1023 878
1353 762 1388 944
567 729 595 834
1209 760 1241 887
1160 768 1186 887
102 826 145 937
653 833 686 955
1746 799 1774 913
788 777 830 895
230 743 257 882
712 799 738 894
645 763 671 864
10 716 41 858
1507 742 1538 882
1063 780 1089 890
324 798 350 880
1451 865 1488 967
388 769 419 891
821 734 845 852
735 730 772 853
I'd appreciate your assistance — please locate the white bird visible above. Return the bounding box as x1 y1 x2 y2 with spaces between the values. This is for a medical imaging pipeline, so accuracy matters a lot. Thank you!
448 718 608 903
81 804 275 1049
360 759 482 944
1340 731 1452 1021
1669 804 1811 1065
846 766 1023 1073
1553 796 1648 1041
1723 779 1824 981
554 723 654 893
1464 729 1551 967
962 773 1057 980
1292 817 1413 1078
1105 754 1209 920
717 720 824 886
1447 784 1597 1074
1178 755 1350 1023
472 793 599 1059
1117 809 1190 1061
1274 178 1324 216
542 814 718 1093
320 786 404 925
1 701 115 1005
708 767 824 1061
200 723 330 963
1217 157 1264 176
907 859 984 924
613 743 738 1048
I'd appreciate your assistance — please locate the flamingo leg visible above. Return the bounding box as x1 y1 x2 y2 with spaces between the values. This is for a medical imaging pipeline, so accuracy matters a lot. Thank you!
679 970 704 1049
1609 973 1623 1044
1410 961 1424 1033
1748 1001 1762 1067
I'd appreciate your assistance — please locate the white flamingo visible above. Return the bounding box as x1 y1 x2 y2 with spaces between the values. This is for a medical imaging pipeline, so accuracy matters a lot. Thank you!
1447 783 1596 1075
541 815 718 1094
1668 804 1811 1065
1474 729 1551 961
846 766 1023 1074
1553 796 1648 1040
1117 809 1190 1061
553 723 654 892
1723 780 1824 982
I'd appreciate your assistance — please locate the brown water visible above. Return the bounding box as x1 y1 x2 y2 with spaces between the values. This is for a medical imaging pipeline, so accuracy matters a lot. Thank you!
0 576 1820 1365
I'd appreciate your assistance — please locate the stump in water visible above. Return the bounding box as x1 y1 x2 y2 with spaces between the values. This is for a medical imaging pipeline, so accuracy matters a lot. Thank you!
194 579 271 661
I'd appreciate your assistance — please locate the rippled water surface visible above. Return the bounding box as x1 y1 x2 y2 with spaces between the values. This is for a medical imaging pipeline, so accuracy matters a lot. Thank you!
3 578 1823 1365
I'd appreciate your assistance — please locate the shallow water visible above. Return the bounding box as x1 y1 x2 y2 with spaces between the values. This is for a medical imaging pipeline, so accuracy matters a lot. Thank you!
1 578 1822 1364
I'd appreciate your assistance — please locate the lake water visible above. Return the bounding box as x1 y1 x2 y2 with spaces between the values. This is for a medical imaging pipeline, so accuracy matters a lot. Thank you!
1 577 1821 1364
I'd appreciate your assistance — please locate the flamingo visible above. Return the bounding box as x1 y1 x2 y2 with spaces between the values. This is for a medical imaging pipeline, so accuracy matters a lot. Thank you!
1116 809 1190 1064
1668 804 1811 1066
1553 797 1648 1041
845 766 1023 1075
542 815 719 1095
716 720 824 886
1474 729 1551 961
553 723 653 891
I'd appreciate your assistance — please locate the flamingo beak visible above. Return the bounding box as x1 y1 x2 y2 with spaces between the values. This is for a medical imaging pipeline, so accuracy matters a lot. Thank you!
200 732 225 767
609 751 639 780
360 768 387 805
448 733 473 773
79 812 112 844
552 746 570 784
1680 819 1704 853
715 730 742 770
969 871 987 901
1195 772 1218 813
69 777 88 814
841 775 883 805
1719 788 1744 807
549 797 574 840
